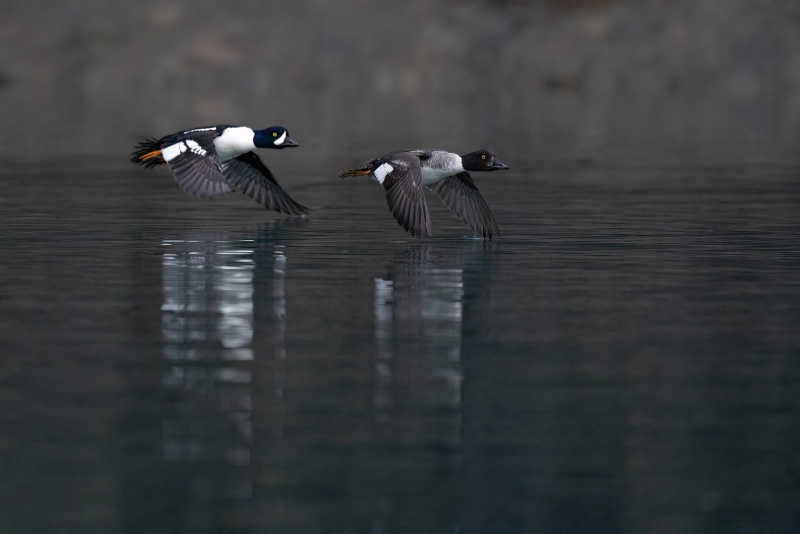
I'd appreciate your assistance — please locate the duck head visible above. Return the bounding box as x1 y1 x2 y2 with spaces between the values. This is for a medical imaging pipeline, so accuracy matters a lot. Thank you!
253 126 298 149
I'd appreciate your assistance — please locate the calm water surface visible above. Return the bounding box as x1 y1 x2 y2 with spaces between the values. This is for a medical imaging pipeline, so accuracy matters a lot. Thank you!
1 162 799 533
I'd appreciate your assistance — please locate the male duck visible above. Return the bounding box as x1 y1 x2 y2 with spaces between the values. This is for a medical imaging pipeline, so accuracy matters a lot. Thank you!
131 125 307 215
339 149 508 239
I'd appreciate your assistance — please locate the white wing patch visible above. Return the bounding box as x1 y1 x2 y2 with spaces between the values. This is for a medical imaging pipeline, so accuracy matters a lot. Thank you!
162 140 207 161
273 131 287 145
185 139 207 156
162 141 187 162
373 162 394 184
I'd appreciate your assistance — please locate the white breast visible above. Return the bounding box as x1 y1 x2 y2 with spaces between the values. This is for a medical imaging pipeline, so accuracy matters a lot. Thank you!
419 152 463 186
420 166 459 186
213 127 256 162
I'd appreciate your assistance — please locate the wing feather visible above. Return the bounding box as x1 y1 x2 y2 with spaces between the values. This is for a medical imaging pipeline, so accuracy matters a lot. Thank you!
163 131 231 199
379 153 432 238
428 172 499 239
222 152 307 215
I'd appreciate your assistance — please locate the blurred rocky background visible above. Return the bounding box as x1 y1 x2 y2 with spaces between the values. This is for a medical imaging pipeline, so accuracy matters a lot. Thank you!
1 0 800 175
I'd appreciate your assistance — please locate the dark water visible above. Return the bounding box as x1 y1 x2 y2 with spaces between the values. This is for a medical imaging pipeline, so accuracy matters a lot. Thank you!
1 162 799 533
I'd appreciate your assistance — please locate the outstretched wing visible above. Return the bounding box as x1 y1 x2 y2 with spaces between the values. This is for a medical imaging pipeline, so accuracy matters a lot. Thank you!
379 153 432 238
221 152 307 215
161 131 232 199
428 172 499 239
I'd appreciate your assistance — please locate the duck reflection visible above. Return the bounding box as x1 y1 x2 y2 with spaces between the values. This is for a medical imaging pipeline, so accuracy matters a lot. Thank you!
367 242 494 532
159 222 297 500
372 245 482 442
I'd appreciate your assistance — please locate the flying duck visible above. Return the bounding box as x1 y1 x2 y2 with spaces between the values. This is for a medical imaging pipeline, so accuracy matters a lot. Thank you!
131 125 307 215
339 149 508 239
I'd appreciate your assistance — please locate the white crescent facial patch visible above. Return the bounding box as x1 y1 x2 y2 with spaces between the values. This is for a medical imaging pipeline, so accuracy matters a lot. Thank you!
273 131 287 145
373 162 394 184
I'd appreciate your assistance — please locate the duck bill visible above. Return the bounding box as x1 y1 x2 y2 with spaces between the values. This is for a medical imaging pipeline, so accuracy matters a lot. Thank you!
490 160 509 170
281 136 298 148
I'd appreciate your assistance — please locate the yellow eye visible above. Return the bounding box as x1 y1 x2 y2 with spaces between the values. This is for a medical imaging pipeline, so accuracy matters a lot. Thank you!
481 155 486 160
273 132 278 137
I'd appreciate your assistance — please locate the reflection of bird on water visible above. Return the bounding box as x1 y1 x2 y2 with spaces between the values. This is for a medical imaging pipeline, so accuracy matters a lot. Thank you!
372 241 496 428
157 218 307 256
377 241 496 338
340 148 508 239
158 220 302 498
131 124 307 214
158 218 305 359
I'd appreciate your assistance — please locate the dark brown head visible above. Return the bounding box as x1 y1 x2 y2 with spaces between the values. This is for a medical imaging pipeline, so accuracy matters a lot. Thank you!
461 150 509 172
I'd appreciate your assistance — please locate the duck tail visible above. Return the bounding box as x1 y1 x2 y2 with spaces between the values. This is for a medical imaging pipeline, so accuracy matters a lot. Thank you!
131 137 166 168
338 168 372 179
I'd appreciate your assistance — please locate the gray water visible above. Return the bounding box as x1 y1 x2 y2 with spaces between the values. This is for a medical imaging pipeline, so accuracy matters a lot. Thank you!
2 160 798 533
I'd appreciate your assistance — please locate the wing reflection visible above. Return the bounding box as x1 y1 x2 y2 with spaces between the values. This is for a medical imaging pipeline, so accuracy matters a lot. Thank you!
159 223 297 500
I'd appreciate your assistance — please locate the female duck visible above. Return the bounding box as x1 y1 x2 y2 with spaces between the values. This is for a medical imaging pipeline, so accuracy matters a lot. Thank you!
339 148 508 239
